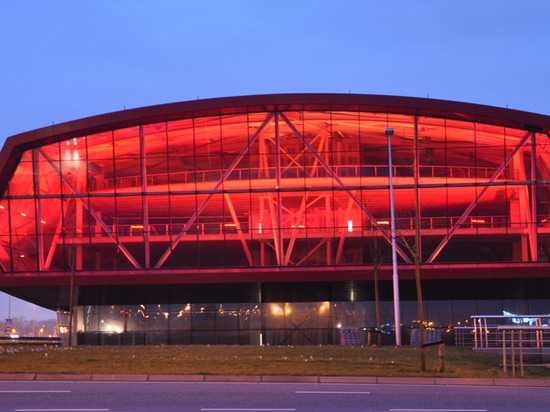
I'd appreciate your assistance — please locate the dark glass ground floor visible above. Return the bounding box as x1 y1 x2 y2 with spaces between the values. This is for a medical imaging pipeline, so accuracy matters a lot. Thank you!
67 297 550 346
46 277 550 345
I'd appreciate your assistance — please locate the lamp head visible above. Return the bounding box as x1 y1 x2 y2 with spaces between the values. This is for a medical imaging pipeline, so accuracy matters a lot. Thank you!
385 127 394 136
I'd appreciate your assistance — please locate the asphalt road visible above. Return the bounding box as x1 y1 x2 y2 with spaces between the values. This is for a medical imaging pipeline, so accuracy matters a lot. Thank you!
0 380 548 412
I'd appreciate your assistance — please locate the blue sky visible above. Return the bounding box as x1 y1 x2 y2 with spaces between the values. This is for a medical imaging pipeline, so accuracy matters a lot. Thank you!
1 0 549 321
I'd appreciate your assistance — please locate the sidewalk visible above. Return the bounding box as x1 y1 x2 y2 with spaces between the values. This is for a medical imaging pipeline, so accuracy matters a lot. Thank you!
1 373 550 387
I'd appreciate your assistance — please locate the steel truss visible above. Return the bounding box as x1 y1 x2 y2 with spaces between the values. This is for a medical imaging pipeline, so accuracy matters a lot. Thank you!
29 113 540 271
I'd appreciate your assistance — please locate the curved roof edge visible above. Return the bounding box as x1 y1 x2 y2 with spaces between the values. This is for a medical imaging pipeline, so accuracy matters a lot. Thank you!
1 93 549 190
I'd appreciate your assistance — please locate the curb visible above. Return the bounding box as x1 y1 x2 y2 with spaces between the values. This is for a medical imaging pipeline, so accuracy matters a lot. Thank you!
0 374 549 386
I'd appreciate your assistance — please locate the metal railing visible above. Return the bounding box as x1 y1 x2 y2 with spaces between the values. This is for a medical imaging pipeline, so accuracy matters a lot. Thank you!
498 325 549 376
470 315 550 349
73 213 519 239
94 164 502 192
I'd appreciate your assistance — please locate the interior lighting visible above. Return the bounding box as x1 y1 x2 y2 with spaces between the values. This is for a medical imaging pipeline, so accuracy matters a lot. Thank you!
137 309 149 319
224 223 236 227
130 225 144 229
258 223 262 234
471 218 486 223
347 220 353 232
377 220 390 225
105 324 122 334
41 220 47 224
20 212 27 217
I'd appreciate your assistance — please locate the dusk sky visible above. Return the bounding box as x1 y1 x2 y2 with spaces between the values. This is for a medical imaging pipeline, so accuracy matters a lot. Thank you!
1 0 549 321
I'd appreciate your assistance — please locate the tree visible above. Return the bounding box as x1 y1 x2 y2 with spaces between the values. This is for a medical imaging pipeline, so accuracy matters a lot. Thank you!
412 165 426 372
400 229 426 371
397 129 426 372
369 228 386 346
395 124 426 371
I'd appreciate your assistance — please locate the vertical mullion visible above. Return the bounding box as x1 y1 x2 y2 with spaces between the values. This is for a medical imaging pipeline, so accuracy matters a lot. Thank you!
275 111 283 265
414 115 422 261
140 125 150 268
111 130 119 269
32 149 44 271
530 132 538 261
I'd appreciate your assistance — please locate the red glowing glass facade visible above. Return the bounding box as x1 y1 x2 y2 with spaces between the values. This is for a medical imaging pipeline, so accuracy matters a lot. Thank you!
1 94 550 345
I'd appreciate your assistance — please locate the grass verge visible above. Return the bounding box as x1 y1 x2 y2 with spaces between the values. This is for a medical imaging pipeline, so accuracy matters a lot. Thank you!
1 344 549 379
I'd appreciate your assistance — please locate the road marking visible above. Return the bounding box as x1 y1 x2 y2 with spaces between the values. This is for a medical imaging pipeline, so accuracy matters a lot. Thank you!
390 409 488 412
296 390 370 394
201 409 296 411
16 409 109 412
0 391 71 393
15 409 109 412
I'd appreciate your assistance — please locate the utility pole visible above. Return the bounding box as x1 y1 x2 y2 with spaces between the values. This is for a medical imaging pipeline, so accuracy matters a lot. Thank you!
386 127 401 346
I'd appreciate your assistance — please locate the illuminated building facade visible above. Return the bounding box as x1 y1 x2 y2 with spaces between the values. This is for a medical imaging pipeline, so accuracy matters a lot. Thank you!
0 94 549 345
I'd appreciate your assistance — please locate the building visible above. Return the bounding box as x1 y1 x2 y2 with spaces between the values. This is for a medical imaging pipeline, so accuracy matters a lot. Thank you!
0 94 549 345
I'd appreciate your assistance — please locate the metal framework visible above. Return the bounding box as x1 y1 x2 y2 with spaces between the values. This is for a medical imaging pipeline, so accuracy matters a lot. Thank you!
0 94 549 312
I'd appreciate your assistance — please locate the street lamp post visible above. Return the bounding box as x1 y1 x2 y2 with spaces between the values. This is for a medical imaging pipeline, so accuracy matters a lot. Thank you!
386 127 402 346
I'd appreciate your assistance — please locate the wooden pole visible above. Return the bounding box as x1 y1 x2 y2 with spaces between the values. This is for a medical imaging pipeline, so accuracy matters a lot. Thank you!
438 342 445 372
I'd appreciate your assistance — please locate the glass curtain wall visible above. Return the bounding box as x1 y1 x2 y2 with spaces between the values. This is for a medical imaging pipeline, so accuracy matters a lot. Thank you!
75 298 550 346
2 105 550 345
1 109 545 273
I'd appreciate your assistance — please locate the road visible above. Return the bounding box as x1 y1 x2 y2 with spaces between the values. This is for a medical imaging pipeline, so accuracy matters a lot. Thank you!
0 380 548 411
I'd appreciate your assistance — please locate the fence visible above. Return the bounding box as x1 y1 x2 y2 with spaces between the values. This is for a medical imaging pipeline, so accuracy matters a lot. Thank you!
454 314 550 349
498 325 550 377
